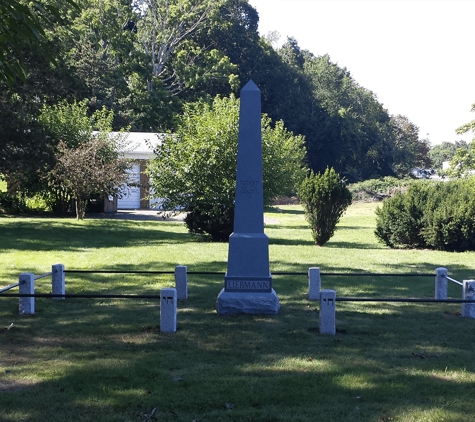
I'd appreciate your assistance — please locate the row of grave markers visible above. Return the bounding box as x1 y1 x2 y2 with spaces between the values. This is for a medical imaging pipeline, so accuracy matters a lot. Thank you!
308 266 475 336
15 264 188 333
12 265 475 335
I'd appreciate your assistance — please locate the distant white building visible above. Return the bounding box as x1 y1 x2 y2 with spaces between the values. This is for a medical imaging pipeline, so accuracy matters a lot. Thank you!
101 132 164 211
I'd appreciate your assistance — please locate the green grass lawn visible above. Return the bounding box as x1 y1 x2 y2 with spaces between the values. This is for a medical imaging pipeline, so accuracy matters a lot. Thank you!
1 203 475 421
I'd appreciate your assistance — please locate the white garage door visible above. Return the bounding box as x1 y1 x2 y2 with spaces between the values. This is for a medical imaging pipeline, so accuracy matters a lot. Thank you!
118 165 140 209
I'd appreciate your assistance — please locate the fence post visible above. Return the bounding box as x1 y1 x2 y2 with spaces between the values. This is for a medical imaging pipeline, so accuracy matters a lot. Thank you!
174 265 188 300
308 267 321 301
19 273 35 315
435 267 448 300
160 288 177 333
52 264 65 299
319 289 336 335
462 280 475 318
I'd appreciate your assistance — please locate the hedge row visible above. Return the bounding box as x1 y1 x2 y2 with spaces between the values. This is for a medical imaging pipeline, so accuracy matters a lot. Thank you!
375 178 475 251
348 176 412 202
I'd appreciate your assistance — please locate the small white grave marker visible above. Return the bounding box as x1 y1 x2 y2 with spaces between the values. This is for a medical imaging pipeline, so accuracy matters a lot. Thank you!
435 267 448 300
52 264 65 299
308 267 321 301
160 288 177 332
174 265 188 300
19 273 35 315
319 289 336 335
462 280 475 318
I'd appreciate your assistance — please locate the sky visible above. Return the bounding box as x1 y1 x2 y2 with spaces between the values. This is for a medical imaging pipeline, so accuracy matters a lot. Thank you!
247 0 475 146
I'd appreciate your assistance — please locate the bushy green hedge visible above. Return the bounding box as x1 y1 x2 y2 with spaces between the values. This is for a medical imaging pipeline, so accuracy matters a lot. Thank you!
349 177 412 202
375 178 475 251
184 200 234 242
299 168 352 246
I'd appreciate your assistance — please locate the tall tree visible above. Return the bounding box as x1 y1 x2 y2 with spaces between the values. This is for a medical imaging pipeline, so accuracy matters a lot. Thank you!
0 0 78 84
0 34 84 194
278 36 305 70
38 99 130 213
429 140 468 170
390 114 420 176
133 0 235 97
448 103 475 177
55 0 142 128
303 54 394 180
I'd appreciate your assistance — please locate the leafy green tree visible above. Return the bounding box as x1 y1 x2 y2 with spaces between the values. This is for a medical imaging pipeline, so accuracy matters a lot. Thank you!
52 0 146 128
132 0 236 98
39 99 129 213
186 0 257 100
456 103 475 140
52 135 130 219
192 6 323 157
390 114 431 176
449 103 475 177
278 36 305 69
0 92 53 195
428 141 468 170
298 167 352 246
147 94 306 240
0 32 87 196
0 0 78 85
303 54 395 180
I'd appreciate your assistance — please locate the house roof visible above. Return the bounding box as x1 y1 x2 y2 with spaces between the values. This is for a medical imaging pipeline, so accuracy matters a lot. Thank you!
98 132 164 160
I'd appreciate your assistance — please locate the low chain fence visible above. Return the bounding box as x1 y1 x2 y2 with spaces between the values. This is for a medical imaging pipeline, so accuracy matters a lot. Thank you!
2 265 474 335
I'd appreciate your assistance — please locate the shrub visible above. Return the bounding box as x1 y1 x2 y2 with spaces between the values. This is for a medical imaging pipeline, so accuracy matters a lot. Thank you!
0 191 27 214
299 168 352 246
184 200 234 242
374 181 432 248
421 180 475 251
25 195 52 212
147 95 306 241
349 177 412 202
375 178 475 251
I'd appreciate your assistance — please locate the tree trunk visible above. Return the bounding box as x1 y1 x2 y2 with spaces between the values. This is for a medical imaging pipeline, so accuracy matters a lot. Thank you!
75 197 86 220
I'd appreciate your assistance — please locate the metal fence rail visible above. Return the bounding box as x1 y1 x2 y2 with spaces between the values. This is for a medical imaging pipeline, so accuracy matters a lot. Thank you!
1 293 162 299
444 275 463 286
34 272 53 280
63 269 435 277
2 293 475 304
0 281 23 294
336 297 475 303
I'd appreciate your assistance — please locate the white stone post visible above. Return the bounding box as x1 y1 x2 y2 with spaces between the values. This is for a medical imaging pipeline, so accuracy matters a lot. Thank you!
19 273 35 315
52 264 65 299
308 267 321 301
319 289 336 335
435 267 448 300
174 265 188 300
462 280 475 318
160 288 177 333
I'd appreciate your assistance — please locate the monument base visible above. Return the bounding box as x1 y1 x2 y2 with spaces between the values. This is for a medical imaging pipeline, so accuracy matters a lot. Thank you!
216 288 280 315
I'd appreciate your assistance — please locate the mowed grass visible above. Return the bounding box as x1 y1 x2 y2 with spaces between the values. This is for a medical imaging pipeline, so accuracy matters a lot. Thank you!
1 203 475 422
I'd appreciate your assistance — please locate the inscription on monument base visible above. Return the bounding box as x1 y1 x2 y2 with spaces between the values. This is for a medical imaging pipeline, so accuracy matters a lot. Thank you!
225 275 272 293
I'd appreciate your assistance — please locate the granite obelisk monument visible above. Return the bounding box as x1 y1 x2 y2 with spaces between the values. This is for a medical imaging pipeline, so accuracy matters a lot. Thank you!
217 80 280 315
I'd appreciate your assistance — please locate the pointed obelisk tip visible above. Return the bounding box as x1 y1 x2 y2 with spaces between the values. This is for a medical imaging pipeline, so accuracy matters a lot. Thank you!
242 79 260 92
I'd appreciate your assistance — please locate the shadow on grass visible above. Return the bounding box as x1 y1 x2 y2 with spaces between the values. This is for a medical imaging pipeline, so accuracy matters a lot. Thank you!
2 282 475 421
0 219 192 252
3 209 475 419
266 207 305 216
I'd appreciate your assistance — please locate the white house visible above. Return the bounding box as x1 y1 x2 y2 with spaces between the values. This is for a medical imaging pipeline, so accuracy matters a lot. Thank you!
102 132 164 212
